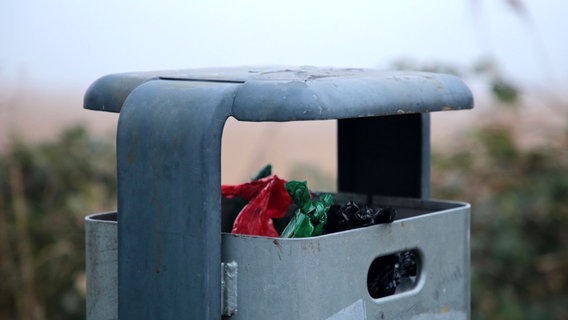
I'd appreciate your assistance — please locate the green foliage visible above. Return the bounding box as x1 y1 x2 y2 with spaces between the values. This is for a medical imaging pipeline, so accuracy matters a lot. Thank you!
0 126 116 320
491 79 519 104
432 122 568 319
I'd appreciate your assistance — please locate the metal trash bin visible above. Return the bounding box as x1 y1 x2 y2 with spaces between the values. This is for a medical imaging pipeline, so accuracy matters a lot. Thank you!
83 66 473 319
86 195 469 319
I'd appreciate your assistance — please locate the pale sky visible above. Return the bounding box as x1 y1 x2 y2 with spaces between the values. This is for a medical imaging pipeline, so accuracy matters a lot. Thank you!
1 0 567 91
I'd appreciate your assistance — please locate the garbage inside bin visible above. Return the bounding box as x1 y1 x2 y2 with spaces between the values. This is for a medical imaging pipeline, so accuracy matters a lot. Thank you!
221 174 291 237
226 164 274 227
367 249 419 299
280 180 333 238
324 200 397 234
222 167 399 238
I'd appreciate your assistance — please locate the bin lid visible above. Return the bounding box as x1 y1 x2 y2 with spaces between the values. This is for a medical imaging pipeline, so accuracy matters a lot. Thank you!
84 66 473 121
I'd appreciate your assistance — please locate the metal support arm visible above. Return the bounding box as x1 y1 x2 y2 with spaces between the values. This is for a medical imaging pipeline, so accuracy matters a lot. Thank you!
116 80 238 319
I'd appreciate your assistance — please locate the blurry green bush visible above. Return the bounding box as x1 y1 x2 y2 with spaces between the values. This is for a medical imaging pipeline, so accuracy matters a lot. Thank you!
0 126 116 320
432 116 568 319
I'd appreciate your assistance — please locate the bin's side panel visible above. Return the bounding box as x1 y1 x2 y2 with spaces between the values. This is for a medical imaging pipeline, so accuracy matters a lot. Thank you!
85 213 118 320
222 200 469 320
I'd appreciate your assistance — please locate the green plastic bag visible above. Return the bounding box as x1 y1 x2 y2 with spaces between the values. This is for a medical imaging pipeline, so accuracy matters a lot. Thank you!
281 181 333 238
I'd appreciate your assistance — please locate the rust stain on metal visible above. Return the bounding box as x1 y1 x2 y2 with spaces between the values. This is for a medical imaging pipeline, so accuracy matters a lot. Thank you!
441 305 449 314
273 239 282 260
127 152 136 164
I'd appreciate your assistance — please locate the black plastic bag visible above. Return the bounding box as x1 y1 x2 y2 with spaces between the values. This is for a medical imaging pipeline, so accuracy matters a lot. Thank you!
324 200 396 234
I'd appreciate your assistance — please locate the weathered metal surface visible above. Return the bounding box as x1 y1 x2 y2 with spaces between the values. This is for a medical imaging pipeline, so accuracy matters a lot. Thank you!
222 195 470 319
85 196 470 319
116 80 239 319
84 66 473 118
83 66 474 319
85 212 118 320
85 215 238 319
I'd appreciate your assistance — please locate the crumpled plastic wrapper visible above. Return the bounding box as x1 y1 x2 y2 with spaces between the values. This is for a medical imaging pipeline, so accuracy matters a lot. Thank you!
324 200 396 234
280 181 333 238
221 175 291 237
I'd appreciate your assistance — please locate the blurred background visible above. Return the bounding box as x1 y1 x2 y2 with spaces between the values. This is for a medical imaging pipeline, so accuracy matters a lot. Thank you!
1 0 567 319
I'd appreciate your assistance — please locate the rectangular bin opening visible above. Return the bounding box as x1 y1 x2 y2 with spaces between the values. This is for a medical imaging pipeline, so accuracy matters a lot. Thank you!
367 248 421 299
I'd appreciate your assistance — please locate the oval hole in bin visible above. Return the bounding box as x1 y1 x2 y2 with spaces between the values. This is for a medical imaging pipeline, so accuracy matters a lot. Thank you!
367 249 421 299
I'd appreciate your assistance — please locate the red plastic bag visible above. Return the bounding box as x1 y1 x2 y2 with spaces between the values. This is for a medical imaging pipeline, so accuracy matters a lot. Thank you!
221 175 291 237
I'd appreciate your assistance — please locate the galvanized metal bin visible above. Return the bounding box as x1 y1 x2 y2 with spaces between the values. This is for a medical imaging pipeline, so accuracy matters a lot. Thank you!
83 66 474 319
86 194 469 320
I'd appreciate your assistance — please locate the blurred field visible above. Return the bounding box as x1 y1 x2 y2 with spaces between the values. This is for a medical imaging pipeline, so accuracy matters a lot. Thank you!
0 84 117 150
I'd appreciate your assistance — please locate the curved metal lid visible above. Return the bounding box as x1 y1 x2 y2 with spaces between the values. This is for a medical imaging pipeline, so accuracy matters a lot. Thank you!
84 66 473 121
